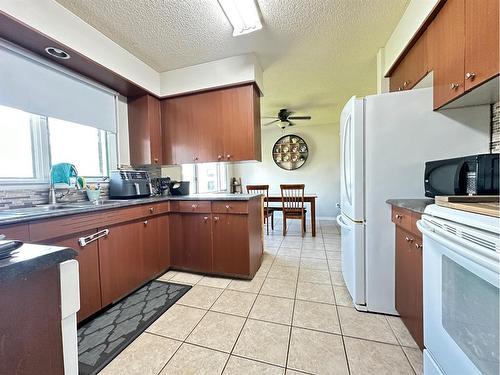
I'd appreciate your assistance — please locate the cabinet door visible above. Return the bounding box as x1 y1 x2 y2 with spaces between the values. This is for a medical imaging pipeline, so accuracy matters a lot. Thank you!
128 94 162 166
192 90 220 163
464 0 499 91
430 0 465 109
395 227 423 349
141 217 160 282
45 231 102 322
170 213 212 273
99 221 143 306
162 96 196 164
212 214 250 276
156 215 170 273
220 85 261 162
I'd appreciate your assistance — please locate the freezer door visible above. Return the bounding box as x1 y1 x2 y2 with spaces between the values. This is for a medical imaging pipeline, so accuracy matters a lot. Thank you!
337 214 365 307
340 96 364 222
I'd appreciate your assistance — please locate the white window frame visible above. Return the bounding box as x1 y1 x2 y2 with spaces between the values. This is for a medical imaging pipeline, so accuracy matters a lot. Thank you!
0 108 116 185
182 163 229 194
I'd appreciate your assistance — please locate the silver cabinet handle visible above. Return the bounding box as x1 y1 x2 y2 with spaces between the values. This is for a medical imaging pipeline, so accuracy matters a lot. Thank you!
78 229 109 247
465 72 476 80
217 154 223 160
149 207 154 213
192 204 198 209
415 243 423 250
225 205 231 209
203 216 209 221
405 236 414 243
450 83 460 90
144 220 148 225
214 216 219 222
226 154 232 159
395 214 403 219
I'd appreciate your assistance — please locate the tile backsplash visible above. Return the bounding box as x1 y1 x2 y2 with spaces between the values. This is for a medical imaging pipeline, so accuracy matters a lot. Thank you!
492 101 500 153
0 184 109 211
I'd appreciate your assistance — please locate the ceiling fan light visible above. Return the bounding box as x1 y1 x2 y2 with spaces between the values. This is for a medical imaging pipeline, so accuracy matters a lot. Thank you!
218 0 262 37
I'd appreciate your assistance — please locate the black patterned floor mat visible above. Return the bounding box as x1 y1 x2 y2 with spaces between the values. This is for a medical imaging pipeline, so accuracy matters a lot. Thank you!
77 280 191 375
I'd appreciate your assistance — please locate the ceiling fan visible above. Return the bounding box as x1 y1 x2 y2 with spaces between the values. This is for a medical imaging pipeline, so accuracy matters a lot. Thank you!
262 109 312 129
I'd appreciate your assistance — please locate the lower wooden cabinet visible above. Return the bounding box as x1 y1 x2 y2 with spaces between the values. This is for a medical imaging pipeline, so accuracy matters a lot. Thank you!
392 207 424 350
212 213 250 276
156 215 170 273
99 220 144 307
170 213 212 273
44 231 102 322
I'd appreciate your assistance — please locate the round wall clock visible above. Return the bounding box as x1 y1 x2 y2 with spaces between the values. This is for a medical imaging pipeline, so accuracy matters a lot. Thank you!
272 134 309 170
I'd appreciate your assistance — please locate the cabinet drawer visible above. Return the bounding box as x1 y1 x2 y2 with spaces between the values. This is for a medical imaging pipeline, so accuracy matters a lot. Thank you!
212 201 248 214
141 202 170 216
174 201 211 213
0 224 29 241
391 207 413 232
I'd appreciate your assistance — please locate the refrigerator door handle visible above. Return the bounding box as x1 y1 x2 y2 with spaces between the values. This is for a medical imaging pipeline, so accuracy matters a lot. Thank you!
336 214 352 231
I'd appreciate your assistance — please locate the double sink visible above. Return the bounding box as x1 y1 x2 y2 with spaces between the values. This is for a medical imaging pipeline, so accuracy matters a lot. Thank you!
0 200 125 218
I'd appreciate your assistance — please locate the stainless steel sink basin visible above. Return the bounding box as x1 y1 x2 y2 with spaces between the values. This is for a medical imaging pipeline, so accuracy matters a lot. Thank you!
0 204 84 216
70 199 123 206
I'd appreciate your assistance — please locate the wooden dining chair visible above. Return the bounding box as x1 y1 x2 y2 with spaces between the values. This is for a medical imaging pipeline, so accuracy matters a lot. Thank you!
247 184 274 235
280 184 307 237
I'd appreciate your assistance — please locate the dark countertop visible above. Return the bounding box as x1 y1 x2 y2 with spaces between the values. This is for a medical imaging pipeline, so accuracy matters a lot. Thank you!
0 193 261 226
386 198 435 214
0 242 77 282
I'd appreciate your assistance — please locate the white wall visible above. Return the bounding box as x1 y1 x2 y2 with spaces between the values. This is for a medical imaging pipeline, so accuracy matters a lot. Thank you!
0 0 160 93
231 123 340 219
383 0 439 75
159 54 264 97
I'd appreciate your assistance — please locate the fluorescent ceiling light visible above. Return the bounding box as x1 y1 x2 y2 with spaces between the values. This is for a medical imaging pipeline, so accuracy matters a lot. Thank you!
218 0 262 36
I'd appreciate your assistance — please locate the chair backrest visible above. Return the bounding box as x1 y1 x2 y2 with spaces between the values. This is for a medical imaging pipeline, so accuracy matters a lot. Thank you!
280 184 305 211
246 185 270 209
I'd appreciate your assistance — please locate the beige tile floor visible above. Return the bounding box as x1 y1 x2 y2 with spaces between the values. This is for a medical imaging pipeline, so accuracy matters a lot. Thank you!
98 219 423 375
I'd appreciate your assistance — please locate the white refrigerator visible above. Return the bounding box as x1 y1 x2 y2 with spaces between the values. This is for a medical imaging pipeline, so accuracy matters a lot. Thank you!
337 88 491 314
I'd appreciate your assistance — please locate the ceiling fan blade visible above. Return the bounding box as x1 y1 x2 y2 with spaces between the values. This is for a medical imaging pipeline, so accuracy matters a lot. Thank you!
287 116 311 120
261 116 279 119
262 119 280 126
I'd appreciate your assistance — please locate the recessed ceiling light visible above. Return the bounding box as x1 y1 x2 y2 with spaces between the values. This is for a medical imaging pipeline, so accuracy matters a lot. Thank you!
45 46 71 60
218 0 262 37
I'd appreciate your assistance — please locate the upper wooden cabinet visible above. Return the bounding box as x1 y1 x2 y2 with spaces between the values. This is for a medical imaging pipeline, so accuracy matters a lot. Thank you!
128 94 162 166
430 0 466 109
388 0 499 109
162 83 262 164
390 31 429 92
464 0 499 91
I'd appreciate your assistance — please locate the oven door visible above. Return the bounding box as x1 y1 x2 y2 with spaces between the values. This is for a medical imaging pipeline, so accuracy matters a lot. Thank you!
418 220 499 375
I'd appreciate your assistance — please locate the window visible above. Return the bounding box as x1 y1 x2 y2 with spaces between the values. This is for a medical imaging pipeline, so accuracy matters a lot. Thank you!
48 118 109 178
0 105 115 183
182 163 228 194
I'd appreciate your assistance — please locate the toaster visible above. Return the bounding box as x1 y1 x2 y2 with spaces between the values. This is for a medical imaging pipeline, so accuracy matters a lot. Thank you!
109 170 152 199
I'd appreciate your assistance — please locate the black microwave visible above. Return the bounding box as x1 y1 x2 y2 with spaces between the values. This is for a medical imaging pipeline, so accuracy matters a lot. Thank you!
424 153 499 198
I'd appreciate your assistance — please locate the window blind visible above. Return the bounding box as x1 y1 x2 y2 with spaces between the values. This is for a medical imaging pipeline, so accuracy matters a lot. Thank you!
0 40 117 133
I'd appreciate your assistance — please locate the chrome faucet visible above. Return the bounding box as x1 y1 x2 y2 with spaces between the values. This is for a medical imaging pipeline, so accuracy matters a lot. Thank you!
48 166 57 205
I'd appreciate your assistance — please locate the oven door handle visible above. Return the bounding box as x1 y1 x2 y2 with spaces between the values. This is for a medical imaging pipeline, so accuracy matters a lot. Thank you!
78 229 109 247
417 220 500 273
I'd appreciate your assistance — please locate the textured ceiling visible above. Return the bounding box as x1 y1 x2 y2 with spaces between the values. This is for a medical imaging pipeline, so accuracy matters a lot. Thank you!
55 0 409 128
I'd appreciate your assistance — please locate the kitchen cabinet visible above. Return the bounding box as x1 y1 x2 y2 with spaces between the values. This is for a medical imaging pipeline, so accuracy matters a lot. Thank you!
388 0 499 109
389 31 429 92
0 223 29 241
464 0 499 91
98 220 144 306
212 213 250 276
46 231 102 322
170 213 213 273
128 94 162 166
161 83 261 164
392 206 424 350
430 0 466 109
156 215 170 273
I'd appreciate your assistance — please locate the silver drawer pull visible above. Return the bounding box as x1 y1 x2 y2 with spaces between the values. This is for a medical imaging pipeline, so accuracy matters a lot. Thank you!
78 229 109 247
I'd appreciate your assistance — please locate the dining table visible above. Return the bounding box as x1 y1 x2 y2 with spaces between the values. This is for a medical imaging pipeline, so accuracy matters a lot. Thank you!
265 195 318 236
